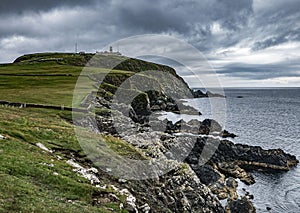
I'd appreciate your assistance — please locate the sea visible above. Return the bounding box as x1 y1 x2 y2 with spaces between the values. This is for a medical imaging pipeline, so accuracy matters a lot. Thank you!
159 88 300 213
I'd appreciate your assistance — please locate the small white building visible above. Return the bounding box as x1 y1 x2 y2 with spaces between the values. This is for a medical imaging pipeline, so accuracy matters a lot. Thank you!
96 46 122 55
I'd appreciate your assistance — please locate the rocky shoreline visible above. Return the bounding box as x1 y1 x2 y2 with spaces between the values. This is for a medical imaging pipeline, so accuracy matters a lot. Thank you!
74 57 298 212
74 94 298 212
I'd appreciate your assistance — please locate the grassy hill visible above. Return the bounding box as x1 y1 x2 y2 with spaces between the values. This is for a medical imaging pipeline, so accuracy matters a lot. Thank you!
0 52 187 212
0 53 160 211
0 52 186 106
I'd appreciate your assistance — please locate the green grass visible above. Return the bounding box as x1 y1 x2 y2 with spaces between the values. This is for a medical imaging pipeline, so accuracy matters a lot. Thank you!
0 61 83 106
0 52 178 212
0 61 142 107
0 106 138 212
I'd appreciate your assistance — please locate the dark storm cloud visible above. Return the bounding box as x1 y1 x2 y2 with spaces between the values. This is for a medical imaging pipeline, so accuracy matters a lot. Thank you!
0 0 299 86
111 0 253 38
0 0 97 14
0 0 255 57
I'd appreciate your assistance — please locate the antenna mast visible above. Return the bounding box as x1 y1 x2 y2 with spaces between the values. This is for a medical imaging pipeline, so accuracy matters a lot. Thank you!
75 42 78 53
75 34 78 53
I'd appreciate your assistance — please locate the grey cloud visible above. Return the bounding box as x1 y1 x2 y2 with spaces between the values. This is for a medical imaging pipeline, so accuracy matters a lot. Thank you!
214 0 253 30
217 61 300 80
248 0 300 50
252 29 300 51
111 0 253 41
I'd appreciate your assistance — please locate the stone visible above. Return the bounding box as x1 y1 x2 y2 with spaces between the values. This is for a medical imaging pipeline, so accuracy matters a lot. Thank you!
66 159 100 185
225 196 256 213
139 203 151 213
193 89 207 98
36 143 53 153
221 130 237 138
191 164 221 185
217 162 255 185
199 119 222 135
225 177 238 200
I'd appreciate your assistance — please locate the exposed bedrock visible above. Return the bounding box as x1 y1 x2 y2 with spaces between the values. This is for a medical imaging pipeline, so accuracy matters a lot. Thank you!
186 137 298 172
164 118 237 138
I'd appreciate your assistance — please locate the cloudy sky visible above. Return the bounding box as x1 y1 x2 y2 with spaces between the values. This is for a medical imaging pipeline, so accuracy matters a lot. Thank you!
0 0 299 87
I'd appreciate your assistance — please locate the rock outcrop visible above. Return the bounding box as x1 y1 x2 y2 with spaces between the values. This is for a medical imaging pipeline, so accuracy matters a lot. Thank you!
193 89 225 98
83 105 298 212
225 196 256 213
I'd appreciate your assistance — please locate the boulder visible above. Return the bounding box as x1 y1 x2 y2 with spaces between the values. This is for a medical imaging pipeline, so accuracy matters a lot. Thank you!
199 119 222 135
193 89 207 98
131 92 151 116
221 130 237 138
225 196 256 213
190 164 221 185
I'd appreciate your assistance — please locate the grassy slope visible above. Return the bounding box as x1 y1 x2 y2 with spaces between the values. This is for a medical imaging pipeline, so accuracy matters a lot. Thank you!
0 62 82 105
0 107 134 212
0 53 154 212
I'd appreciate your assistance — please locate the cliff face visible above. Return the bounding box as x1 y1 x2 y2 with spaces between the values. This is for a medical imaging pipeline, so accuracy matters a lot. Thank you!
77 53 298 212
71 53 227 212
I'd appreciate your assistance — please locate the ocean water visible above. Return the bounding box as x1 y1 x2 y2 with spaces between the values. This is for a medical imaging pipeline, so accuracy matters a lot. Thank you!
222 88 300 213
161 88 300 212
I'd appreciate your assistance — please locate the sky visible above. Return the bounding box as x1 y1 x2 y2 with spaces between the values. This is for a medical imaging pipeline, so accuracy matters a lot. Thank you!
0 0 299 87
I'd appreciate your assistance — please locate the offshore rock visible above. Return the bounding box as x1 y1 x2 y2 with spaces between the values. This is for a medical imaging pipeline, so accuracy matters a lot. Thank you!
185 137 298 185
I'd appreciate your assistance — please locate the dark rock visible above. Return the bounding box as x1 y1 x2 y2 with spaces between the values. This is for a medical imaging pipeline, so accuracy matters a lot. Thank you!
266 207 271 211
209 139 299 171
206 91 226 98
131 93 151 116
126 167 225 213
248 194 254 200
221 130 237 138
190 164 221 185
225 177 238 200
193 89 207 98
185 137 298 188
165 102 179 112
160 134 174 141
165 120 178 133
199 119 222 135
210 181 228 200
225 196 256 213
174 119 186 129
225 177 238 189
217 162 255 185
192 89 225 98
